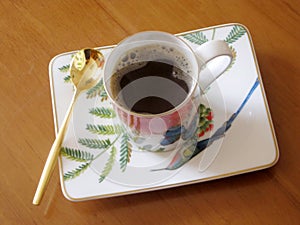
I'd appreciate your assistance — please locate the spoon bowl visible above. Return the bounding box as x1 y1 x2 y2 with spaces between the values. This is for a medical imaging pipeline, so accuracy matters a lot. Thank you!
70 48 104 90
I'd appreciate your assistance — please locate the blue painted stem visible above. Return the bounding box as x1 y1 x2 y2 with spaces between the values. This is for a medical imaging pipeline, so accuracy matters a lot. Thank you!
194 78 260 157
226 77 260 129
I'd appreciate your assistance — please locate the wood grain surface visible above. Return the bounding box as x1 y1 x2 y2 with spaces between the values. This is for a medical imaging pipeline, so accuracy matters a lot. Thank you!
0 0 299 224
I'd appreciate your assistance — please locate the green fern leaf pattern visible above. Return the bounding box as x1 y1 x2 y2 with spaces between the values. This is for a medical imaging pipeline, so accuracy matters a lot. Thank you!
63 162 90 181
226 46 237 72
119 133 132 172
78 138 111 149
58 65 70 73
58 64 71 83
225 25 247 44
86 124 123 135
89 107 116 118
99 90 108 101
182 32 208 45
63 75 71 83
61 147 94 162
99 146 117 182
86 79 105 99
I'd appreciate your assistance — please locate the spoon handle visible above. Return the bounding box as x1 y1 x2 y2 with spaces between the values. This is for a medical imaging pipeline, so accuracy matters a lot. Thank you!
33 90 80 205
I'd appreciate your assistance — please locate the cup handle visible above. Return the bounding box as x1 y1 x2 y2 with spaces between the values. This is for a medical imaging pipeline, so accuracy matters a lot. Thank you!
194 40 233 91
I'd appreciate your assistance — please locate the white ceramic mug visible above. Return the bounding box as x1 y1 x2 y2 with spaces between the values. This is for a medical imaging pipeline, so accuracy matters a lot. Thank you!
103 31 232 152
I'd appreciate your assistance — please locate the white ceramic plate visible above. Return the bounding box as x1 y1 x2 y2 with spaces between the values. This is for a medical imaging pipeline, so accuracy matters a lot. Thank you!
49 23 279 201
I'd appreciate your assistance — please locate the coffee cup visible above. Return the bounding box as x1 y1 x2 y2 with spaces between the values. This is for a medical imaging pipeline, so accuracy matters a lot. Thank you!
103 31 232 152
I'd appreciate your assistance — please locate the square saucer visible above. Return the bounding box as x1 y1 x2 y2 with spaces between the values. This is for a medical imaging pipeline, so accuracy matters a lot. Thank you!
49 23 279 201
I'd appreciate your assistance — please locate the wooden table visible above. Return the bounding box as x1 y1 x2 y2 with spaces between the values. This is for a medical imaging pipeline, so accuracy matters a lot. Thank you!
1 0 299 224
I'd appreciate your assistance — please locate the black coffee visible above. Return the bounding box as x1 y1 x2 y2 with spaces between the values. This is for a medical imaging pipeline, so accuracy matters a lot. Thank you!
111 61 190 114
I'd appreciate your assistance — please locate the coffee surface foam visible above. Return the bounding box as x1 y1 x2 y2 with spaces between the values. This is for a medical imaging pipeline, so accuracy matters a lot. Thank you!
109 43 194 111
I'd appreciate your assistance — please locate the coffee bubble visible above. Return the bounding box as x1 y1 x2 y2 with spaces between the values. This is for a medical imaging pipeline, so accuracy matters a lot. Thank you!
130 52 136 59
122 55 129 62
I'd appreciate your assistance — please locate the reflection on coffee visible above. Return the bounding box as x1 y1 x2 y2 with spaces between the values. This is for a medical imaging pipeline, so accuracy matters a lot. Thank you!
110 44 193 114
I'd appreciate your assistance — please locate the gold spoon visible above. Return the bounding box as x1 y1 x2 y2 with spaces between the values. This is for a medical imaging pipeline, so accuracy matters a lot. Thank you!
33 48 105 205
